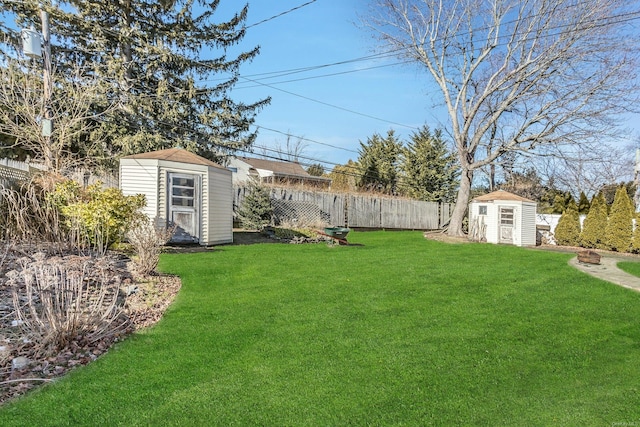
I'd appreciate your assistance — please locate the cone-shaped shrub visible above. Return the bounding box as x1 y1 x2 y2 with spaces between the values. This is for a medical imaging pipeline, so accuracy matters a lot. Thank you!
554 199 581 246
631 218 640 253
580 192 607 249
578 191 590 214
604 186 634 252
237 180 273 231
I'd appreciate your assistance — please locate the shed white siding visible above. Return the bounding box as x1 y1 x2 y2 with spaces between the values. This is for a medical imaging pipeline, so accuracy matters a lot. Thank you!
520 202 537 246
120 148 233 246
119 159 159 219
469 190 537 247
205 167 233 244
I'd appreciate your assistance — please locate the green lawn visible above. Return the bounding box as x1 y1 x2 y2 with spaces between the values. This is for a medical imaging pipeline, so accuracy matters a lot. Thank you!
1 231 639 426
617 260 640 278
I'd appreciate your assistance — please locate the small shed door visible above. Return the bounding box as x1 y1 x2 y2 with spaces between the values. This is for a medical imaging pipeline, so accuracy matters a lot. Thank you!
168 172 200 243
499 207 515 244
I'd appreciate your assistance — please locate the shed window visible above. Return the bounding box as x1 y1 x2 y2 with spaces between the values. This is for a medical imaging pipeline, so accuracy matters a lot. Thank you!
500 207 514 225
479 205 487 215
171 175 195 207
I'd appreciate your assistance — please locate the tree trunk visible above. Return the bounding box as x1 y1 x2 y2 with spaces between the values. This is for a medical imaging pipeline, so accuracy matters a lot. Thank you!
447 168 473 237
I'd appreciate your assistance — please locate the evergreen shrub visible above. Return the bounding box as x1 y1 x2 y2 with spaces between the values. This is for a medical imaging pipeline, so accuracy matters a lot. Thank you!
604 186 634 252
580 193 607 249
554 200 581 246
238 180 273 230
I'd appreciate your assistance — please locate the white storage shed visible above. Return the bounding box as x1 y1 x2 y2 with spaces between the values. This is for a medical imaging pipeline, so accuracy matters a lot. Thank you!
469 190 537 246
119 148 233 245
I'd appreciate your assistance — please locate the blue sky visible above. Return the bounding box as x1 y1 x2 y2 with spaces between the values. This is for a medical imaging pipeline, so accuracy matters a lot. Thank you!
214 0 640 175
215 0 438 169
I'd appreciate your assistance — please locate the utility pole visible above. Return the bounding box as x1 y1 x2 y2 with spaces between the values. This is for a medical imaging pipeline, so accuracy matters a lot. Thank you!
40 4 54 170
21 2 55 169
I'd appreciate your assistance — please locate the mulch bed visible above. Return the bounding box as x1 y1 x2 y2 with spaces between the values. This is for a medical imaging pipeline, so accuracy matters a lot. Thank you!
0 246 181 405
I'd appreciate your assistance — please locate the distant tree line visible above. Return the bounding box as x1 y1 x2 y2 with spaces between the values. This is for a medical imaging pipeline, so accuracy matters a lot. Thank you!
327 126 459 203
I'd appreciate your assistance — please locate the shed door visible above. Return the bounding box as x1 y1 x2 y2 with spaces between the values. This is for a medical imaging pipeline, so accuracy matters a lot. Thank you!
499 207 515 244
168 173 199 243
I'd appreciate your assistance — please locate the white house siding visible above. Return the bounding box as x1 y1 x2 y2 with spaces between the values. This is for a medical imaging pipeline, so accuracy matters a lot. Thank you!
205 167 233 244
119 159 159 220
227 157 252 184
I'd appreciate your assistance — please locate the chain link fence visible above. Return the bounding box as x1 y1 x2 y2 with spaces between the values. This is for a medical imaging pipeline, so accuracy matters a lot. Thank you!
271 199 331 226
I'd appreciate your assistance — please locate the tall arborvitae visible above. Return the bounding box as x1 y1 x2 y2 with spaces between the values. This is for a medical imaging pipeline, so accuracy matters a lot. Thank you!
580 192 607 249
577 191 590 215
399 126 459 202
554 199 581 246
0 1 269 166
604 186 634 252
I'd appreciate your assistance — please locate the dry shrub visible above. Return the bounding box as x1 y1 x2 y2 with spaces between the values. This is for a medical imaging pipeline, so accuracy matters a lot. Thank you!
127 218 175 276
0 174 68 249
6 253 128 356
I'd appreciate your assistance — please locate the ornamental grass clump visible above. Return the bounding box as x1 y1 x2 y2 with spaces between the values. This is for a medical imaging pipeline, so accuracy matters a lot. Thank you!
127 218 175 276
7 254 129 356
0 174 67 248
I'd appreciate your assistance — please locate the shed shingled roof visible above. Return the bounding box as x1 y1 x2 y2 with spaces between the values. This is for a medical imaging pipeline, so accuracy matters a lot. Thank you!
122 148 227 170
472 189 535 203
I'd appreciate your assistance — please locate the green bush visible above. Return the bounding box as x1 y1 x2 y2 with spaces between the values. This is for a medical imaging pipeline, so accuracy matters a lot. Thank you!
554 199 580 246
49 181 145 251
604 186 634 252
237 181 273 231
580 192 607 249
577 191 590 214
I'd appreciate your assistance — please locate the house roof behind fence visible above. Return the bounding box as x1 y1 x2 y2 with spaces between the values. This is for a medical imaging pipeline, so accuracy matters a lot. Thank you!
237 157 331 181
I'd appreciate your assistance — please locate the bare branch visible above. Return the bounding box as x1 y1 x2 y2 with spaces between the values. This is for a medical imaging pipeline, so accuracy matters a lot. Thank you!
366 0 640 235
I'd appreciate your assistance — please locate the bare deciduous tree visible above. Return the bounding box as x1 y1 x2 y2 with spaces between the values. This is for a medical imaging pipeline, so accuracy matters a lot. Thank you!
366 0 640 236
537 142 635 198
0 61 113 172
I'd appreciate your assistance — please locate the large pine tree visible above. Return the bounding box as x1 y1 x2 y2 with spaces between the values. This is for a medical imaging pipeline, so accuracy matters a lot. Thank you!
0 0 269 166
399 126 459 202
356 130 403 195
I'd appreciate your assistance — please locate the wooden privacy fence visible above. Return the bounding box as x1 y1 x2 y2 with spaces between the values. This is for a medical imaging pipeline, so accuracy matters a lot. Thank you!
234 185 453 230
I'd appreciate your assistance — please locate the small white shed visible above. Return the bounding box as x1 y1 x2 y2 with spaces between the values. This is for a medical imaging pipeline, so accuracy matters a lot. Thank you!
469 190 537 246
119 148 233 245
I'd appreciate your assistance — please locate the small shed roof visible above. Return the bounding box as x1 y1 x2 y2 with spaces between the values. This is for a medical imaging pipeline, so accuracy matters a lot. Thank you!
122 148 227 170
472 189 535 203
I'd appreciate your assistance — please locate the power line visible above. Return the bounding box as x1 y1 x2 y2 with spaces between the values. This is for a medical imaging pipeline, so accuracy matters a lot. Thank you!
254 125 359 154
245 0 318 29
239 74 420 130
